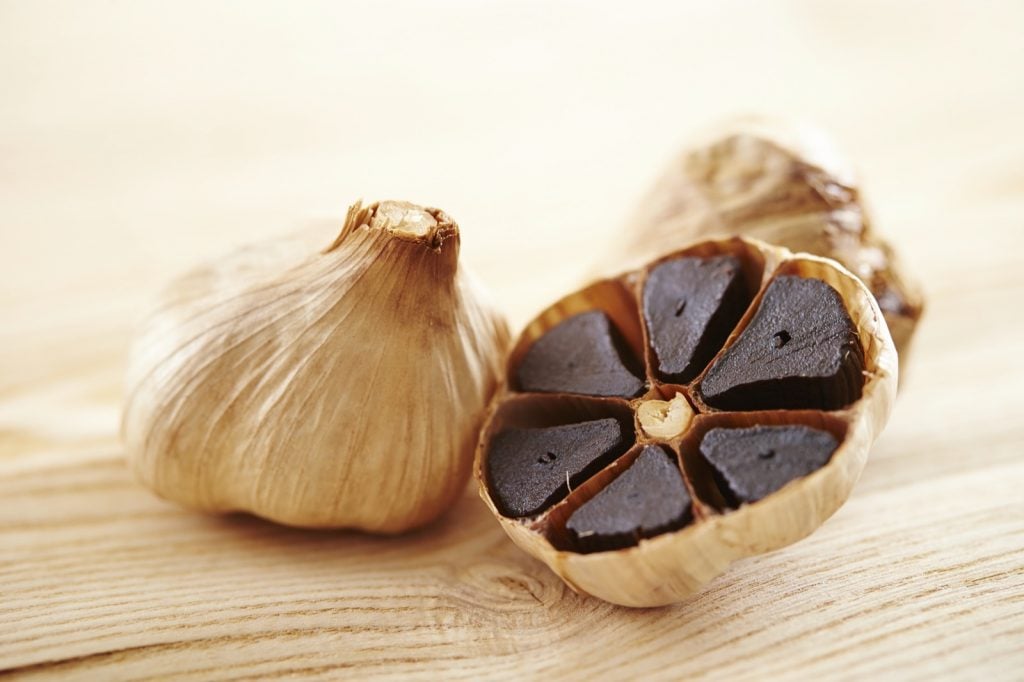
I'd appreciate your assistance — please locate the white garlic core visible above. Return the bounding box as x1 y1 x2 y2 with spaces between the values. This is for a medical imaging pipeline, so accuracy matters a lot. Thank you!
370 201 438 238
637 393 694 440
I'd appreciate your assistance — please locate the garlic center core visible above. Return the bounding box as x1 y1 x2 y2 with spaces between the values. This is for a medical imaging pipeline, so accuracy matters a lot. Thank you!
370 201 438 238
637 393 694 440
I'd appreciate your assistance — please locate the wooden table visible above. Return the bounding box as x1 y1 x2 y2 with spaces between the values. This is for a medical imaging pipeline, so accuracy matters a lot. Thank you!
3 2 1022 679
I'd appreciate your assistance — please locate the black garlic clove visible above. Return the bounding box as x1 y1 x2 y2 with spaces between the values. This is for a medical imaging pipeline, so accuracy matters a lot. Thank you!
698 276 864 411
566 445 692 553
515 310 646 398
486 418 630 518
700 424 839 506
643 255 750 383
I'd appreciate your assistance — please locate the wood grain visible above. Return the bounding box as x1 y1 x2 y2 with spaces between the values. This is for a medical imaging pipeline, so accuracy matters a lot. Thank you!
2 1 1023 679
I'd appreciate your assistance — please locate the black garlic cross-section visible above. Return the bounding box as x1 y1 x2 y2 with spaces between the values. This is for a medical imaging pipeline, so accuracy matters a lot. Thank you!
642 255 750 383
486 418 630 518
514 310 646 398
700 424 839 506
698 276 865 411
566 445 693 553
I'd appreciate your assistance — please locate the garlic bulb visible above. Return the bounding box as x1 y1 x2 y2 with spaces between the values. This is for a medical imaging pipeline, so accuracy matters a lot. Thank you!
608 118 924 361
123 200 510 532
476 237 897 606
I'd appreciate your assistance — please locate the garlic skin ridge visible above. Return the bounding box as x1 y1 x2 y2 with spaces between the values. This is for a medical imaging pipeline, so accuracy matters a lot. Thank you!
122 201 511 533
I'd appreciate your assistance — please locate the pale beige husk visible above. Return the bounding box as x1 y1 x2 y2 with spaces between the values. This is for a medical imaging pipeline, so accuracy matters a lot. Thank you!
607 118 923 360
476 239 897 607
123 200 510 533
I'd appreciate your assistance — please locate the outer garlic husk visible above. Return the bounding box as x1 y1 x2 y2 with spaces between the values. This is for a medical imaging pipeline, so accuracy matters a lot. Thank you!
476 238 898 607
607 118 924 361
123 200 510 533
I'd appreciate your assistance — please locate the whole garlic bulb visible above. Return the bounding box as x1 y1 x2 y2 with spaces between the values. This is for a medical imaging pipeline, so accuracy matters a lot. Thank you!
122 200 511 533
608 118 924 361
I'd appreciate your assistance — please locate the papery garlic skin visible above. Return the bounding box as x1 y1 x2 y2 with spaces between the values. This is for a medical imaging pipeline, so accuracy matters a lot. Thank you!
123 201 510 532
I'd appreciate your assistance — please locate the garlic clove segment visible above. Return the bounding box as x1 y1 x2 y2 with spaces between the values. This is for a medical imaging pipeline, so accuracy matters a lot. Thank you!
123 200 510 533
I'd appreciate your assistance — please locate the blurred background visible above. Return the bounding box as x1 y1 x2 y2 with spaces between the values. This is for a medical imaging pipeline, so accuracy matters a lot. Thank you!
3 1 1022 330
5 0 1023 446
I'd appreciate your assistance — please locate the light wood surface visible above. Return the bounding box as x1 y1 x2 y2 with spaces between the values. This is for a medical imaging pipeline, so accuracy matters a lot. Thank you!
2 2 1023 679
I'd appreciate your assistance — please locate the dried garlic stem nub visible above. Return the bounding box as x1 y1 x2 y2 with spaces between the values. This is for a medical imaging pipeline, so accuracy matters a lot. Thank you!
370 201 437 237
637 394 693 440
